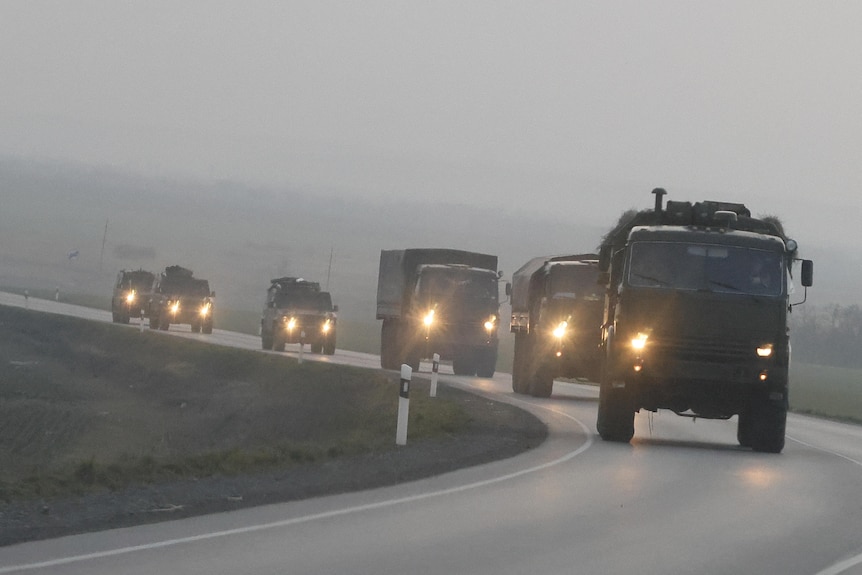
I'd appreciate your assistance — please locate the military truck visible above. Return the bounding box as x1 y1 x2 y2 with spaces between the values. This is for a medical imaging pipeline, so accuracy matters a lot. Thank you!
509 254 604 398
111 269 155 324
149 265 215 333
377 248 502 376
596 189 813 452
260 277 338 354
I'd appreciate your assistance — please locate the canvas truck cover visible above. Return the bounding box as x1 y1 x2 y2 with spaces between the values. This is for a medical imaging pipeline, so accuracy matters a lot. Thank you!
376 248 498 319
510 254 599 313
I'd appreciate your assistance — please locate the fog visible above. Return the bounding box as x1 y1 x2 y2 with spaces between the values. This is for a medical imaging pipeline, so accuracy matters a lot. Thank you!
1 2 860 313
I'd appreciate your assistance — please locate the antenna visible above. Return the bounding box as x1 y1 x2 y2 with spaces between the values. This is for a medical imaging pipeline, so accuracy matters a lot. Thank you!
325 246 334 290
99 219 109 271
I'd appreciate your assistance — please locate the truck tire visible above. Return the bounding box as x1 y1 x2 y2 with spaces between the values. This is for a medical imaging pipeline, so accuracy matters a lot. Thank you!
746 395 787 453
273 333 286 352
191 322 201 333
149 315 160 330
323 334 336 355
596 360 635 442
476 347 497 378
310 341 323 354
512 334 528 393
120 312 130 325
452 351 475 376
529 363 554 398
737 411 753 448
202 321 213 335
380 320 400 370
261 335 273 350
405 347 421 373
159 318 170 331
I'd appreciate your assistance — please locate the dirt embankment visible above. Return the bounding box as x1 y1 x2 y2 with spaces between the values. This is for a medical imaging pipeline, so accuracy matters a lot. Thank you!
0 305 546 546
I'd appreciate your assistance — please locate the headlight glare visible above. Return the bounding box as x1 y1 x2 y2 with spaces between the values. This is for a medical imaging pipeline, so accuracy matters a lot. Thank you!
552 321 568 339
756 344 773 358
423 310 435 327
631 332 649 351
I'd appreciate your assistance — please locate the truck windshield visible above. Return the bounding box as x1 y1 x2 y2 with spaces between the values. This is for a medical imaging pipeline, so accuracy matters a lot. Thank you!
628 241 783 296
418 269 497 301
548 266 602 301
273 291 325 309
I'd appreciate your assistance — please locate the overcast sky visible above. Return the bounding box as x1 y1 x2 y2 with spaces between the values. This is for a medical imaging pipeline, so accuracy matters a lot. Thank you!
2 1 861 247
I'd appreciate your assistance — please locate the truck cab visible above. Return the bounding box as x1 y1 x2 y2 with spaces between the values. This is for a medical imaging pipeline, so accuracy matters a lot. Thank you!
261 277 338 354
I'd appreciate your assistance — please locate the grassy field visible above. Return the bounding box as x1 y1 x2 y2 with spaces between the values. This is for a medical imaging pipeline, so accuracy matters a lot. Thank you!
0 304 495 501
790 362 862 423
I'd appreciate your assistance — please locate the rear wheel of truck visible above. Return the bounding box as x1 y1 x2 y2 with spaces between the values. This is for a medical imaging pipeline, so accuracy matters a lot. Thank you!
261 334 273 350
310 341 323 354
202 320 213 334
191 322 201 333
159 318 170 331
149 315 160 330
746 395 787 453
273 333 286 352
380 320 400 370
596 361 635 442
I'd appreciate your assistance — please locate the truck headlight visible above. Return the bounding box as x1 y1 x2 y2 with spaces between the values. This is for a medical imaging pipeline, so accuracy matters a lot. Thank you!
322 319 332 333
423 310 435 327
756 344 773 358
200 303 211 317
631 332 649 351
170 301 180 314
286 317 297 331
125 292 136 304
552 321 568 339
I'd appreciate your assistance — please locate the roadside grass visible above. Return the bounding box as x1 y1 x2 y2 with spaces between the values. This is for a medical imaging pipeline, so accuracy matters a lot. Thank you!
790 362 862 424
0 305 473 502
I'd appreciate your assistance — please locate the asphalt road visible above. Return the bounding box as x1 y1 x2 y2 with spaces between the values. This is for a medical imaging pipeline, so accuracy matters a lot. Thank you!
2 291 862 575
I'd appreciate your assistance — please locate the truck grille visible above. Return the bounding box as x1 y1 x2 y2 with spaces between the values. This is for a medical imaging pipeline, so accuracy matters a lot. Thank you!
651 334 754 363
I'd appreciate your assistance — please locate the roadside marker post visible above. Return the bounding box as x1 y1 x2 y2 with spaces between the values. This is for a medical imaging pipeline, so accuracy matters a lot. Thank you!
396 364 411 445
430 353 440 397
298 331 306 364
139 309 144 333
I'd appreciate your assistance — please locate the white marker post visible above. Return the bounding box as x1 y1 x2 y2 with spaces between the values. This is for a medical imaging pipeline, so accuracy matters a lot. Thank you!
298 331 306 364
430 353 440 397
396 364 411 445
23 290 29 309
139 309 144 333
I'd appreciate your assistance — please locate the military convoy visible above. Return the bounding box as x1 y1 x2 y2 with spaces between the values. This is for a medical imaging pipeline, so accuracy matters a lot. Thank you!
260 277 338 354
106 188 814 454
111 269 155 324
509 254 604 398
376 248 502 376
148 265 215 333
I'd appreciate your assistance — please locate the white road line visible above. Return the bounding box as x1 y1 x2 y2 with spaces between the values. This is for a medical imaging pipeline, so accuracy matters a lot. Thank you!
0 401 593 574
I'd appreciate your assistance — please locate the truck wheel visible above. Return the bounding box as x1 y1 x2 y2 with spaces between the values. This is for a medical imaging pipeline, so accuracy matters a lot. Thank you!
202 321 213 335
476 348 497 378
405 347 421 373
191 322 201 333
310 341 323 354
452 352 475 376
159 318 170 331
596 361 635 442
149 315 160 330
380 320 400 370
261 334 273 350
746 395 787 453
323 335 336 355
120 313 131 325
512 334 528 393
273 333 286 352
529 363 554 398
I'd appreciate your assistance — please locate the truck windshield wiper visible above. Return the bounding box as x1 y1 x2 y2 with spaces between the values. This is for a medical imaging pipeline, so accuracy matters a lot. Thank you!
709 280 743 292
632 273 670 286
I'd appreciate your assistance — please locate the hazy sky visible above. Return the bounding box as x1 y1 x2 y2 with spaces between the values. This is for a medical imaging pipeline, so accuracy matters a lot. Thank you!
2 1 861 247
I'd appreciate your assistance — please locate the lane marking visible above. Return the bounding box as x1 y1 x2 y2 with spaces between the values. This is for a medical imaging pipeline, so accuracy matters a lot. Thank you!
0 399 592 573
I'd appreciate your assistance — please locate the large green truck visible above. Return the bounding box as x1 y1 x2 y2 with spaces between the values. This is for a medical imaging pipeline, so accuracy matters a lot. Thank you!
376 248 502 376
509 254 604 397
596 189 813 453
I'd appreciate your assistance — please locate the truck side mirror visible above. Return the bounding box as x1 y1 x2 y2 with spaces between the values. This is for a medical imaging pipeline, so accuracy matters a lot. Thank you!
801 260 813 287
505 282 512 296
333 305 339 312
